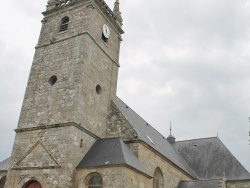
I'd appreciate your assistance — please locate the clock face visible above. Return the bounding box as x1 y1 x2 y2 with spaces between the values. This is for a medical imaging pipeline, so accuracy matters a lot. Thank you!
102 24 110 39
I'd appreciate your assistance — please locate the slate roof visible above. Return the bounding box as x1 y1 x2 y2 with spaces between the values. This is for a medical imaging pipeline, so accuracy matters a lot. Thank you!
77 137 151 177
173 137 250 180
178 180 221 188
0 157 10 171
114 97 195 178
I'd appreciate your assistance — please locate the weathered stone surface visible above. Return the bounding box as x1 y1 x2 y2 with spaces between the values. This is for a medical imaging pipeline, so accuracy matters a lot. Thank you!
226 180 250 188
76 167 150 188
138 143 192 187
3 0 250 188
6 0 123 187
106 100 138 140
6 126 96 188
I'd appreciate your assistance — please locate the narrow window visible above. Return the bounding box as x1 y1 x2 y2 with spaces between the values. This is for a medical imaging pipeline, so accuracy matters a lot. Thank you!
59 16 69 32
153 168 164 188
80 139 83 148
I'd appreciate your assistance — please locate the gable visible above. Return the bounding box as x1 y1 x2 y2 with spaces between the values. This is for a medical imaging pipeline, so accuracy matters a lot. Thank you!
13 141 60 170
107 100 138 140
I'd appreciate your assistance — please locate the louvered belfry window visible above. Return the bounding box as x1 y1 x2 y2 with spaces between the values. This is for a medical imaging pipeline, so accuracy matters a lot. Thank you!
59 16 69 32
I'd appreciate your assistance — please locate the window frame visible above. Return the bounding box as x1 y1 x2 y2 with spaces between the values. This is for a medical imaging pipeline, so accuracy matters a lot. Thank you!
153 167 164 188
85 172 103 188
59 16 70 33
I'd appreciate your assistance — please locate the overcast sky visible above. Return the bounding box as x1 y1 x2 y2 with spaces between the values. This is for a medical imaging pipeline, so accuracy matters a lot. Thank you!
0 0 250 172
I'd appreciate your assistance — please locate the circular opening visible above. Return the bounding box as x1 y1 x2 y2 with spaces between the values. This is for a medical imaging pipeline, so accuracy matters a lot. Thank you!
96 85 102 95
49 75 57 86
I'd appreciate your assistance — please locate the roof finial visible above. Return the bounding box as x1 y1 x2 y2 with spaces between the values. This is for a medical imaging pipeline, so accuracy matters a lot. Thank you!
170 121 172 135
167 121 175 144
113 0 123 26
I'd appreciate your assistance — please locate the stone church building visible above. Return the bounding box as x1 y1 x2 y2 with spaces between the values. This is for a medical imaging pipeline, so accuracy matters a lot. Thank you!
0 0 250 187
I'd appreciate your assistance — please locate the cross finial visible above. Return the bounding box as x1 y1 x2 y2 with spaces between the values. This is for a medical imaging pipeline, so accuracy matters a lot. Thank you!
170 121 172 135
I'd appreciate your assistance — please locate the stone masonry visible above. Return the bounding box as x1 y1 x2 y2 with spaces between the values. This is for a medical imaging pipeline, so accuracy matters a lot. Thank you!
5 0 123 187
3 0 250 188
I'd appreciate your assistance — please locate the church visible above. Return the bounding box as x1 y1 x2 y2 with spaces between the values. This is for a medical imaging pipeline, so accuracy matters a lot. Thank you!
0 0 250 187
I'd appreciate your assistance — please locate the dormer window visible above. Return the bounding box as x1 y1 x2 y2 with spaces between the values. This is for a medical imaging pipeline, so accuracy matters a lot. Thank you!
59 16 69 32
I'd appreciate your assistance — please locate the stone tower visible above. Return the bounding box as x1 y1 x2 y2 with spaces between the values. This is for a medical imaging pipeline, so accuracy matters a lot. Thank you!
5 0 123 187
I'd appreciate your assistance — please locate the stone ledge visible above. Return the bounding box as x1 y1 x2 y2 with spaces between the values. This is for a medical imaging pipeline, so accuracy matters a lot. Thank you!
15 122 100 139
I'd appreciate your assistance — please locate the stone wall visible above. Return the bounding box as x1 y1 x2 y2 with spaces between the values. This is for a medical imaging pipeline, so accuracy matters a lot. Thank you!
0 171 7 177
18 0 122 137
5 125 96 188
137 143 192 188
75 166 150 188
226 180 250 188
106 100 138 140
123 168 151 188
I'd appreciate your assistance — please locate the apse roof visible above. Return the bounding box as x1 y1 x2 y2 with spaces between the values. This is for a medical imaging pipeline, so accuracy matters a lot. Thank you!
114 97 196 178
173 137 250 180
77 137 151 177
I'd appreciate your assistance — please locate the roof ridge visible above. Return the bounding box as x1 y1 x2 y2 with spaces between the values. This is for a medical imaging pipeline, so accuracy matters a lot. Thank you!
175 136 218 143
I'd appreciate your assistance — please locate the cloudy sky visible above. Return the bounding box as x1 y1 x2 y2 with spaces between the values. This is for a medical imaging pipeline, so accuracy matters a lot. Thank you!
0 0 250 172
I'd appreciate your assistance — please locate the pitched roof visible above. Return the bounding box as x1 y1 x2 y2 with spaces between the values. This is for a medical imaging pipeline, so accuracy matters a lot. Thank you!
77 137 151 177
114 97 195 178
173 137 250 180
178 180 222 188
0 157 10 171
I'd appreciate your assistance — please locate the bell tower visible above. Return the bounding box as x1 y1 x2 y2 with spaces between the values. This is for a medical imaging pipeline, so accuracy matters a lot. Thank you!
5 0 123 187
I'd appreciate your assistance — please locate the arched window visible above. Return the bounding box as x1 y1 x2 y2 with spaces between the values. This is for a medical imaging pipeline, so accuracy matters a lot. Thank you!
153 168 164 188
86 173 102 188
0 176 6 188
59 16 69 32
23 180 42 188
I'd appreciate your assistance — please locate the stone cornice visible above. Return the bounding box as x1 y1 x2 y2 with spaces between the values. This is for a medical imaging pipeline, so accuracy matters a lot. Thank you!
44 0 123 29
15 122 100 139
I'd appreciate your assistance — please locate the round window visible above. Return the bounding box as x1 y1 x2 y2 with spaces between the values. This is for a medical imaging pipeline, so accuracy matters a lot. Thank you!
48 75 57 86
